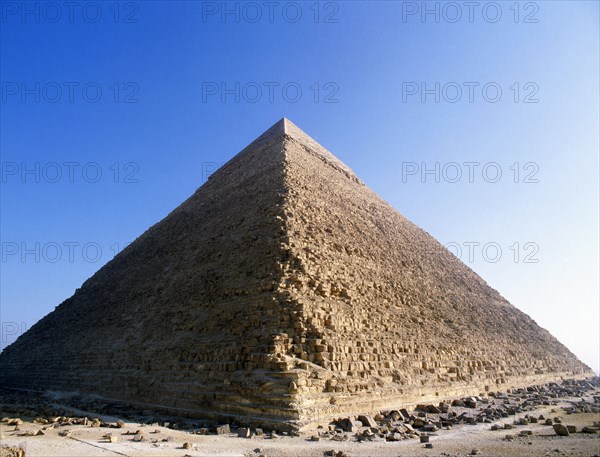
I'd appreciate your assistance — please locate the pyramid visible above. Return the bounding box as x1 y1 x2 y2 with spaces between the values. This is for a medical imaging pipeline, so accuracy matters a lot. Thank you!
0 119 592 429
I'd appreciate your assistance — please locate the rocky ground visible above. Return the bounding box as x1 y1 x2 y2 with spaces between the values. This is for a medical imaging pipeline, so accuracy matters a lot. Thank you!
1 378 599 457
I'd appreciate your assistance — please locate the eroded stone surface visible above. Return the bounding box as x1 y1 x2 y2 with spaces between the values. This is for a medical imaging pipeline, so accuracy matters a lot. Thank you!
0 118 593 430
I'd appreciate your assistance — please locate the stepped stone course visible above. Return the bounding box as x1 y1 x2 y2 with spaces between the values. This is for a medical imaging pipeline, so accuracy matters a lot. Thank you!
0 118 592 430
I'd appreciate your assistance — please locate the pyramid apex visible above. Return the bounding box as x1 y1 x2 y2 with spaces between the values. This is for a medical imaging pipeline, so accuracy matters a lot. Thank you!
280 117 295 132
231 118 361 185
272 117 296 134
279 118 360 180
262 117 312 138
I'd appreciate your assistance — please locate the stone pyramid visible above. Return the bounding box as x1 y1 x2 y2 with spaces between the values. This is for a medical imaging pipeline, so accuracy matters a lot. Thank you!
0 119 592 429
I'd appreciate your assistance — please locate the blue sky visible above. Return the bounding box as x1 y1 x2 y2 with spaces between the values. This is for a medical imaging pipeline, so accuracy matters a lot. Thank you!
1 1 598 373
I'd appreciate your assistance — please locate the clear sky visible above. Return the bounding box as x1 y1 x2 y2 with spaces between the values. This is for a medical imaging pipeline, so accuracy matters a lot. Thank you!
1 1 598 373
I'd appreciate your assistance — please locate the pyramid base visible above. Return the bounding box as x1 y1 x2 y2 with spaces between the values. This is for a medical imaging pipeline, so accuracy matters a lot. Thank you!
1 370 593 432
293 370 594 430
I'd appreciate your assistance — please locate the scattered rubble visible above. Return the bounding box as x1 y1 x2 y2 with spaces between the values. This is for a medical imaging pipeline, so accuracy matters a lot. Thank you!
0 445 25 457
103 432 119 443
215 424 231 435
0 377 598 455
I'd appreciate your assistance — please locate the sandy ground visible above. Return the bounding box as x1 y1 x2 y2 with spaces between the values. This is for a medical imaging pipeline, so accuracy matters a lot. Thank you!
1 394 599 457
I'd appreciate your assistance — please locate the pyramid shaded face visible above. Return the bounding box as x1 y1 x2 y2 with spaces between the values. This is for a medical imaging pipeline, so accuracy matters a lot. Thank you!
0 122 296 424
0 119 592 429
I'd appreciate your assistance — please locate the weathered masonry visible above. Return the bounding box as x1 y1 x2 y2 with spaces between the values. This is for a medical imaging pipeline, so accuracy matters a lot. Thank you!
0 119 592 430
